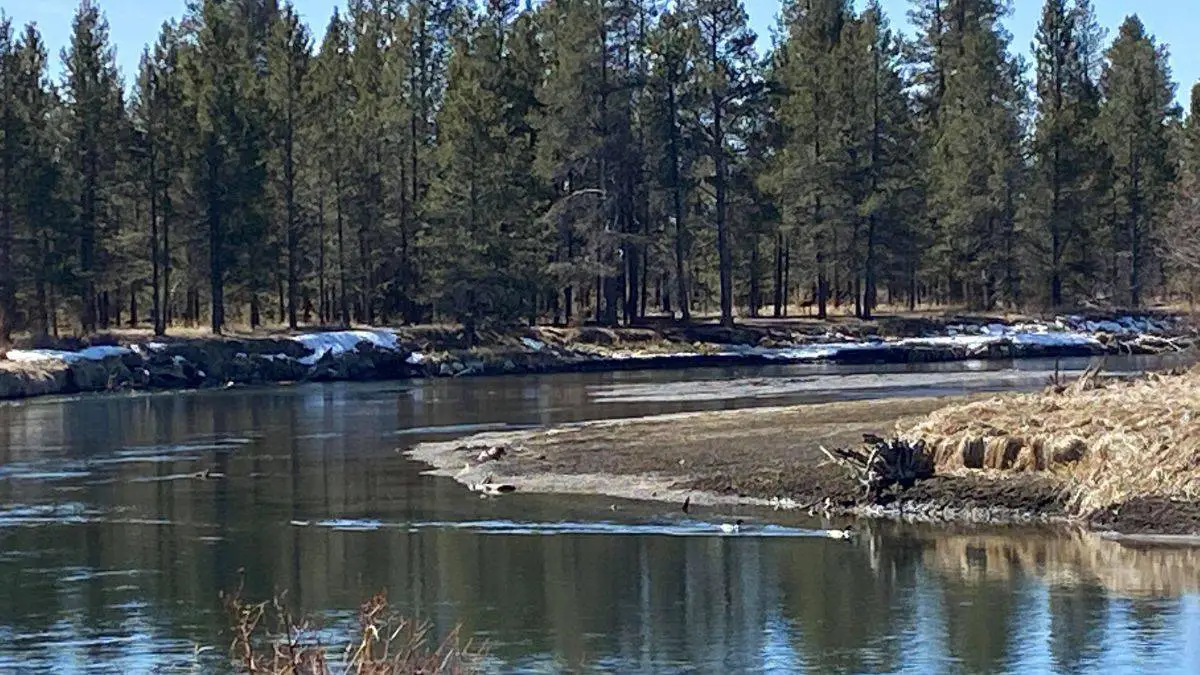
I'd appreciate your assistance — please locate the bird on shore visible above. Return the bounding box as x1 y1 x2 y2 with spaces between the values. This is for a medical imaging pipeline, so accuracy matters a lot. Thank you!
825 524 855 540
721 519 744 534
682 496 691 514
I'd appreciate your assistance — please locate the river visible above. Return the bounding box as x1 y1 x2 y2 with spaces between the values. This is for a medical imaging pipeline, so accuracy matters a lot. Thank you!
1 356 1199 674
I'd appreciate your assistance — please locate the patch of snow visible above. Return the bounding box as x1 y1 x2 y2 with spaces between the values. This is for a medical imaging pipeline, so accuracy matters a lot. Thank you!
145 342 168 352
1009 332 1099 347
405 352 429 365
521 337 546 352
291 330 400 365
6 345 131 363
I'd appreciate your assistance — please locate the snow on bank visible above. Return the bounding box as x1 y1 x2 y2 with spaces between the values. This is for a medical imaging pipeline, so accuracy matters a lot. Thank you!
5 345 132 363
291 330 401 365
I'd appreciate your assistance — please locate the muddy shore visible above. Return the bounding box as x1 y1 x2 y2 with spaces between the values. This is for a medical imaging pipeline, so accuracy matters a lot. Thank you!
405 396 1199 537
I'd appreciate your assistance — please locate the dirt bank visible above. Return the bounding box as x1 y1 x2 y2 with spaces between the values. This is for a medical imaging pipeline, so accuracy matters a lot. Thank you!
406 384 1200 535
405 397 1076 526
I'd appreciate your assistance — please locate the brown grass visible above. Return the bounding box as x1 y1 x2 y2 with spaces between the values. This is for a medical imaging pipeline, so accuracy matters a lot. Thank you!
901 365 1200 514
222 585 481 674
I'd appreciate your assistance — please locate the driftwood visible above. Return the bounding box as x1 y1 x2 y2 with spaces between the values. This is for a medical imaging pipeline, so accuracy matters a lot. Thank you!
821 434 934 500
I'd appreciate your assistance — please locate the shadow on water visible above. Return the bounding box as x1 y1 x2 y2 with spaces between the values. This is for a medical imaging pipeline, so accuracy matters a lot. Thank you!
0 356 1199 673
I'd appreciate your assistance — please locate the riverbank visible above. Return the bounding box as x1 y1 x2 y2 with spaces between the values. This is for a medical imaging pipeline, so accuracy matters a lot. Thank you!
1 311 1192 400
406 367 1200 536
406 397 1075 525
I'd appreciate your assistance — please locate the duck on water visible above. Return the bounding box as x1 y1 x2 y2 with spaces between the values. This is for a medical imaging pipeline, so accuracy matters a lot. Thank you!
714 518 856 540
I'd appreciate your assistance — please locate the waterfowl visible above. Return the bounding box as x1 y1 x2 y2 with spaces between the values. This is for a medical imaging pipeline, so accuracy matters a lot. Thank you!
469 474 517 495
825 524 855 540
682 496 691 514
476 445 506 463
721 519 745 534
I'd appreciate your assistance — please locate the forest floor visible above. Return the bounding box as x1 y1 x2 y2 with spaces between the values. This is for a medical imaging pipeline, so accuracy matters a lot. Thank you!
407 367 1200 537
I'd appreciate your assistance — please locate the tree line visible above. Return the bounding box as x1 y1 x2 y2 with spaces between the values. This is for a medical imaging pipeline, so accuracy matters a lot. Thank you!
0 0 1197 346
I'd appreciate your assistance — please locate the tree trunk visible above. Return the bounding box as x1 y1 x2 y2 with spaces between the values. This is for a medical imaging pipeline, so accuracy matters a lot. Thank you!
336 174 349 327
712 67 733 328
285 77 299 330
773 231 785 318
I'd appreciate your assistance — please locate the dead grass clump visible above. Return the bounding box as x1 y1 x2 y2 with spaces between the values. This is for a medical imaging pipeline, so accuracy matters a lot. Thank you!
223 585 481 675
901 366 1200 515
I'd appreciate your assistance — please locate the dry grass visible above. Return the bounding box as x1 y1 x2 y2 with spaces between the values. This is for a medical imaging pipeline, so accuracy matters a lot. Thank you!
901 365 1200 514
222 585 481 675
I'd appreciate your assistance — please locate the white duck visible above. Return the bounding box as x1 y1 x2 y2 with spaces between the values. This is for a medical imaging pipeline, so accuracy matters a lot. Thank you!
720 519 745 534
825 524 856 540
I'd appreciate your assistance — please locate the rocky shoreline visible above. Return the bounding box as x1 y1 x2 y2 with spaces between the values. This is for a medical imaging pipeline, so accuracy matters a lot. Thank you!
1 313 1192 401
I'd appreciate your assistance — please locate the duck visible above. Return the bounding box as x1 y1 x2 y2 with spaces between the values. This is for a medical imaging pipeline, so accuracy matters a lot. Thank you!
469 474 517 496
721 519 745 534
825 524 856 540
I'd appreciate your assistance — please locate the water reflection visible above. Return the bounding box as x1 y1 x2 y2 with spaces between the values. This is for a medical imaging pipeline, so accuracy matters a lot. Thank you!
0 366 1198 673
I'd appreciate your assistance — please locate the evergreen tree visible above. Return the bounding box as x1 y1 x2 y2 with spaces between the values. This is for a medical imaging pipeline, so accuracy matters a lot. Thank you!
311 9 354 326
1164 84 1200 300
765 0 850 319
694 0 757 327
1099 16 1178 307
62 0 124 333
428 0 541 336
266 3 311 329
0 18 20 348
922 0 1026 309
645 9 698 321
1030 0 1104 307
15 25 68 337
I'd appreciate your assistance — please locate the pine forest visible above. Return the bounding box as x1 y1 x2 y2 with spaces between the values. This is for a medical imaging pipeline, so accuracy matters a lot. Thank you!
0 0 1197 347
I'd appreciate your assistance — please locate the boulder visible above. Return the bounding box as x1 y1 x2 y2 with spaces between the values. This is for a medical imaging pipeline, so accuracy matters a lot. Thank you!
0 363 69 399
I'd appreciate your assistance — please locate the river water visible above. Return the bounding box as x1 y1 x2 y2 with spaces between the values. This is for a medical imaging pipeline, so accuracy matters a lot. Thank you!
2 356 1199 674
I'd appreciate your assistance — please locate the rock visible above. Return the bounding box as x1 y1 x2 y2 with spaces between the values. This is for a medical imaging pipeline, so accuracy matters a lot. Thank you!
67 358 113 392
0 363 69 399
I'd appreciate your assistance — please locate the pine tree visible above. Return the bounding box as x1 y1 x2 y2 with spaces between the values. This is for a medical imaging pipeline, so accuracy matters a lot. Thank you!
764 0 850 319
428 0 542 336
0 18 20 348
1100 15 1178 307
132 23 185 335
921 0 1026 309
62 1 125 333
694 0 757 327
184 0 271 333
266 3 311 329
312 9 354 326
646 9 698 321
15 25 68 337
1163 84 1200 300
1030 0 1105 307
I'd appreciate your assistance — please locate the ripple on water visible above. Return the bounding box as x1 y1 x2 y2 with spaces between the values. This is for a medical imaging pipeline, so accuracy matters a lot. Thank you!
294 517 853 539
0 502 100 527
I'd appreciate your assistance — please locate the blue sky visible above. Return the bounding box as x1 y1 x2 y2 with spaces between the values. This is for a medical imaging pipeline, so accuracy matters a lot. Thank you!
4 0 1197 109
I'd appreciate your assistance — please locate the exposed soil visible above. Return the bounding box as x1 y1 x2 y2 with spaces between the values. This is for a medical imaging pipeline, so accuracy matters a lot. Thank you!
1088 497 1200 535
407 393 1200 536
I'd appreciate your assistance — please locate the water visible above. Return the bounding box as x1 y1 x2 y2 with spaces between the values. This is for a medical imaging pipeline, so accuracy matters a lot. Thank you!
1 356 1198 674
